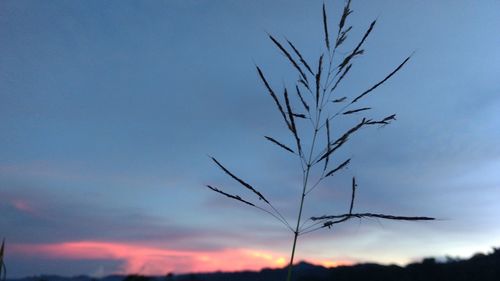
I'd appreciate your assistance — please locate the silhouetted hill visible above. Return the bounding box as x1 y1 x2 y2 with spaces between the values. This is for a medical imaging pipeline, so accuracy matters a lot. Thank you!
9 247 500 281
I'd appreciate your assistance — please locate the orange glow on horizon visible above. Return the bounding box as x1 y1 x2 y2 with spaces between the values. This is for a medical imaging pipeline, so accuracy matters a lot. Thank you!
319 260 353 268
11 241 352 275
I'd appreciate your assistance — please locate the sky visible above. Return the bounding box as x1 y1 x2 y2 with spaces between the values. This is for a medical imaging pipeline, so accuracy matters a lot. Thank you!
1 0 500 278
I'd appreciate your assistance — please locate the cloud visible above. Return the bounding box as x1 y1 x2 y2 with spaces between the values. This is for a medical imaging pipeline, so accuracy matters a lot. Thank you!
10 241 353 276
11 199 36 214
10 241 348 275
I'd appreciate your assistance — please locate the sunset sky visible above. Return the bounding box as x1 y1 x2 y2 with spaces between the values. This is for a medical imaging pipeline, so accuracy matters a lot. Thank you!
1 0 500 278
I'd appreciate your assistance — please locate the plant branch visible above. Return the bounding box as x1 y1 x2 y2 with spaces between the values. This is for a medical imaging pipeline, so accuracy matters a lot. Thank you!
210 156 270 203
351 54 412 104
205 185 294 232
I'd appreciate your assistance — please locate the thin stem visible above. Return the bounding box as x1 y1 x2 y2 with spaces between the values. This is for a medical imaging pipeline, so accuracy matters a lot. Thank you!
299 224 325 236
312 119 369 166
319 103 350 130
304 177 323 195
255 205 295 232
286 74 324 281
286 166 311 280
266 202 293 232
298 217 312 231
320 53 334 107
321 15 349 108
300 219 324 233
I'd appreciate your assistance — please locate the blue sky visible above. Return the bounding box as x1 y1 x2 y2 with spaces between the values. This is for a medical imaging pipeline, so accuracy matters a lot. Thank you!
1 0 500 277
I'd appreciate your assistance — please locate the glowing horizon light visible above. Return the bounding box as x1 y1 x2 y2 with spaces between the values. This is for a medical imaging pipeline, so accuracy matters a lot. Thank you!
11 241 352 275
319 260 353 268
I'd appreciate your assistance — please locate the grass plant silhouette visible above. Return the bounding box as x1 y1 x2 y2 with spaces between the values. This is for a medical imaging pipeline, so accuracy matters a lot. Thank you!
1 238 6 281
206 1 434 281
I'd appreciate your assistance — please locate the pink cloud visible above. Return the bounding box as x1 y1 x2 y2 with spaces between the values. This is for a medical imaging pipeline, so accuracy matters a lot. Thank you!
12 241 286 275
11 199 36 214
11 241 352 275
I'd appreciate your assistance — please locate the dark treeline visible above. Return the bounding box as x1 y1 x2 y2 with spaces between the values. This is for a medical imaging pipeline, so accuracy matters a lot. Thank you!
173 247 500 281
10 247 500 281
